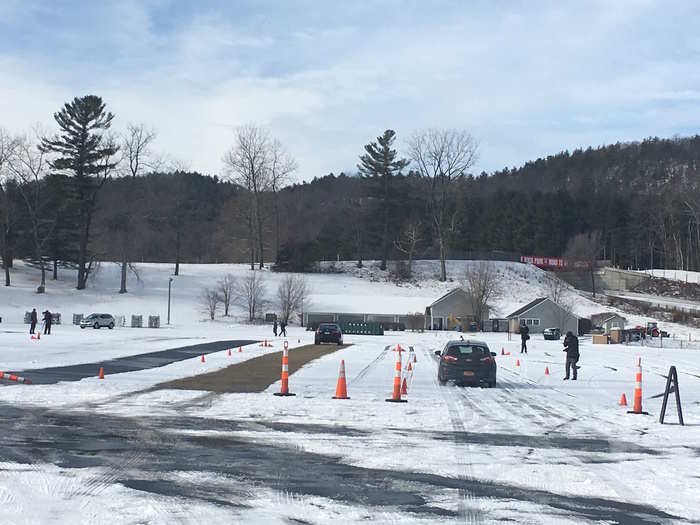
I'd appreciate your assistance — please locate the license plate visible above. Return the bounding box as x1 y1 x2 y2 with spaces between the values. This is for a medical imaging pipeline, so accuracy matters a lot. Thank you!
463 371 474 377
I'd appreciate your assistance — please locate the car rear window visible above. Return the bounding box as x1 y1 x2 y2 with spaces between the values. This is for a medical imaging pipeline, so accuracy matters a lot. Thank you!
319 323 338 330
446 345 487 357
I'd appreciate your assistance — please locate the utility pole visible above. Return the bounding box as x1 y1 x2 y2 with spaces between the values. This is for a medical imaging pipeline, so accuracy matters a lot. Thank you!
167 277 173 325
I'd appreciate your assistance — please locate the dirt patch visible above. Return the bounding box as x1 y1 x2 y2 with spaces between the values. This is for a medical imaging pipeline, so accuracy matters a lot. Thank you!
157 344 349 393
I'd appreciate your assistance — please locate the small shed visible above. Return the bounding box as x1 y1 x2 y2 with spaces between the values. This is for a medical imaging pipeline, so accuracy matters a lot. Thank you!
507 297 579 335
591 313 626 334
425 288 485 331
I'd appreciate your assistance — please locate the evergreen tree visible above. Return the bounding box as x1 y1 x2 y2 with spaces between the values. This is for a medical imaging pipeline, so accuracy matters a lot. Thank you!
357 129 408 270
41 95 119 289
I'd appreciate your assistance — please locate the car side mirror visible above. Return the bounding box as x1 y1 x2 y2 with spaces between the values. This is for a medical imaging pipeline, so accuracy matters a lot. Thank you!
490 352 497 357
434 350 441 356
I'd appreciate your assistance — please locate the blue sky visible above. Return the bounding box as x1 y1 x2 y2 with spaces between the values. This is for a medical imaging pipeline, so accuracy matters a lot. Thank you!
2 1 700 180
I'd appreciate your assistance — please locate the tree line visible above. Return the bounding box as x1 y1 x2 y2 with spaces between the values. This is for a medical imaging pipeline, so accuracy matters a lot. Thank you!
2 93 700 295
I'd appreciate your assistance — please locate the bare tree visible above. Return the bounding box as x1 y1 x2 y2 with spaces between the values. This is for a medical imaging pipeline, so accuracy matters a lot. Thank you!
7 129 53 292
224 125 271 269
269 139 297 259
544 272 575 330
408 129 478 281
277 274 309 325
0 129 18 286
200 287 220 321
394 221 423 278
116 124 157 293
463 262 501 324
236 271 267 322
565 231 601 297
218 273 236 316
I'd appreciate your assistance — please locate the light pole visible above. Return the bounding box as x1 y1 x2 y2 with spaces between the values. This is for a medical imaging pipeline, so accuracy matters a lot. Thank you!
167 277 173 325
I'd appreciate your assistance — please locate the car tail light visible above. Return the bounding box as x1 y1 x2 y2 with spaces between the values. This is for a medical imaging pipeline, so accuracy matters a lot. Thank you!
442 355 458 363
480 356 494 364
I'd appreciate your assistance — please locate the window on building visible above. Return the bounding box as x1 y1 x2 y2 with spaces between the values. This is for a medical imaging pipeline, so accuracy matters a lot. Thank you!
526 319 532 325
533 319 540 326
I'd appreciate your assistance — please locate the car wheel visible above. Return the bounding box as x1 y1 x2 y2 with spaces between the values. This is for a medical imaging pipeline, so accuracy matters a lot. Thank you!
314 338 320 345
438 377 447 385
489 381 497 388
108 322 114 329
93 322 100 329
81 326 85 329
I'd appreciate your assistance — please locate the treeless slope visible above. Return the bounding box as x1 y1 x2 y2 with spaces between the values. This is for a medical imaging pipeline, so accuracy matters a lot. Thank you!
158 344 349 393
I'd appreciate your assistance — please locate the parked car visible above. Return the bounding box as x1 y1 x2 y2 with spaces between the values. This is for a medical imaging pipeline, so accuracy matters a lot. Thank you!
543 327 561 340
80 313 115 329
435 340 497 387
315 322 343 345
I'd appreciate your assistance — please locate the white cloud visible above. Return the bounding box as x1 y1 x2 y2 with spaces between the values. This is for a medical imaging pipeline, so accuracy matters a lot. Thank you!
1 1 700 180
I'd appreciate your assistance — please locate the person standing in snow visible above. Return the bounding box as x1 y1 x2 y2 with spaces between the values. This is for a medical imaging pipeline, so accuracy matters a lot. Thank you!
520 321 529 354
42 310 52 335
273 319 278 337
29 308 38 334
280 320 287 337
563 331 579 380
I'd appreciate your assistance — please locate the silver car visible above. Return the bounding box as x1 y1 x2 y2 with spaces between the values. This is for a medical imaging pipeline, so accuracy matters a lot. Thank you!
80 313 116 329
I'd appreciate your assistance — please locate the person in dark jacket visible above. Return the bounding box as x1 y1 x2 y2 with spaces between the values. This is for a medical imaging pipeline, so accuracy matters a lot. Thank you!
42 310 52 335
280 321 287 337
273 319 278 337
563 331 579 380
29 308 38 334
520 321 529 353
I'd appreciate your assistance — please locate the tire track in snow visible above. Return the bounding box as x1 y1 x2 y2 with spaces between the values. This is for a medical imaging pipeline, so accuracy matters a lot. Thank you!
420 344 483 524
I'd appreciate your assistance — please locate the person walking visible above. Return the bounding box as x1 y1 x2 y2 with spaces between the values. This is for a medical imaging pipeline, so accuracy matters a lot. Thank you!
273 319 278 337
563 331 580 380
29 308 38 334
280 320 287 337
520 321 530 354
42 310 52 335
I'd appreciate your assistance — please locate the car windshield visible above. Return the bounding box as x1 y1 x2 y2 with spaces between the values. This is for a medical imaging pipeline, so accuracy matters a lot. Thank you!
447 345 487 357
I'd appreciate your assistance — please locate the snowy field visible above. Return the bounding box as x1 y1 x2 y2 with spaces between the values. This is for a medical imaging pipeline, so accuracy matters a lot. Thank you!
636 268 700 284
0 261 699 523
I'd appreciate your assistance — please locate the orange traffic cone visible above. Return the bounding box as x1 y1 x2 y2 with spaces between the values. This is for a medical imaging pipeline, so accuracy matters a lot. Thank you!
201 354 205 363
400 377 408 396
98 367 104 380
386 347 407 403
332 360 349 399
501 347 504 355
228 348 232 356
619 393 628 406
273 346 296 397
516 359 520 367
412 354 417 364
36 332 40 340
396 343 402 353
238 346 242 353
544 366 550 375
628 357 648 415
407 361 413 373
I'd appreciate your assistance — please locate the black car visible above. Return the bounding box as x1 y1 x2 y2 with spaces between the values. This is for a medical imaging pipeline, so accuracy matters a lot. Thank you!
315 323 343 345
543 327 561 340
435 340 497 387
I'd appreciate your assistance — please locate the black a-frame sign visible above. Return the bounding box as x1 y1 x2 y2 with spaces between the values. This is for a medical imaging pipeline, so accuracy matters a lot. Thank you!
659 366 684 425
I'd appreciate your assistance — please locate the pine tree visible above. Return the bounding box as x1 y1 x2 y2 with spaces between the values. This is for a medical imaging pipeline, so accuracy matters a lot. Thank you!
358 129 409 271
41 95 119 289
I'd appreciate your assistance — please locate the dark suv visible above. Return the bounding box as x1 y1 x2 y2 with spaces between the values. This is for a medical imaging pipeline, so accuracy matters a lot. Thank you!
315 323 343 345
435 340 497 387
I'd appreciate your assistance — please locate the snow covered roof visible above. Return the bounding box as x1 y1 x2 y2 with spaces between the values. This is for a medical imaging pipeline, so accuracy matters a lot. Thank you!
507 297 548 318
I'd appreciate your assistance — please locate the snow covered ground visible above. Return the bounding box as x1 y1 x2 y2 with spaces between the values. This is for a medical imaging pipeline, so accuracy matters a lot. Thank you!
1 261 699 523
635 268 700 284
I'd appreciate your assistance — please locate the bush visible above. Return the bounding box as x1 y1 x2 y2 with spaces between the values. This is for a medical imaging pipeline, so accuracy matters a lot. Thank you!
273 241 320 272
